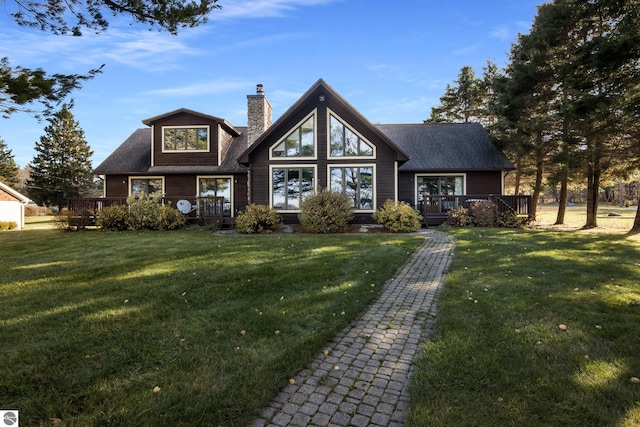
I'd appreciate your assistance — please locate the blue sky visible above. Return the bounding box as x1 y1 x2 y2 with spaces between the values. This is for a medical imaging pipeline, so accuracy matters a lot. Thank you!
0 0 543 168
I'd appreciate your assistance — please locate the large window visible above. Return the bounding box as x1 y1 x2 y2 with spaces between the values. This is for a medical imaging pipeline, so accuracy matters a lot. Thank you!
130 177 163 197
199 177 232 216
329 114 374 158
272 167 315 210
163 126 209 151
271 115 315 158
417 175 464 213
329 166 374 210
417 175 464 197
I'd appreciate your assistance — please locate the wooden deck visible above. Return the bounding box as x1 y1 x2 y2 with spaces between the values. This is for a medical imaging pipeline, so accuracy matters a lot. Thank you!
68 196 236 227
418 194 532 226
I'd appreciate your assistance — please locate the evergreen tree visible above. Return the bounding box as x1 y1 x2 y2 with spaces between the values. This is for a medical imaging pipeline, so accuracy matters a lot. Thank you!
0 137 20 186
425 65 483 123
27 105 93 208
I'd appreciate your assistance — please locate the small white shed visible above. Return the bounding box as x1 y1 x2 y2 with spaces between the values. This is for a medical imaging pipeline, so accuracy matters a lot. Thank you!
0 181 30 230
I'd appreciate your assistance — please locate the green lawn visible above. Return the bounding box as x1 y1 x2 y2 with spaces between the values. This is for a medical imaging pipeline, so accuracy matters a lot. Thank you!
407 227 640 426
0 229 423 426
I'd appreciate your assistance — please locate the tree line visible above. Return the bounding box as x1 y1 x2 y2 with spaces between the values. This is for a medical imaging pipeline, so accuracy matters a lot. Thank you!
426 0 640 231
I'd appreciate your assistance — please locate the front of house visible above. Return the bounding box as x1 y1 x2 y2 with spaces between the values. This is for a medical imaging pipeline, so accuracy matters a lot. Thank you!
93 79 520 225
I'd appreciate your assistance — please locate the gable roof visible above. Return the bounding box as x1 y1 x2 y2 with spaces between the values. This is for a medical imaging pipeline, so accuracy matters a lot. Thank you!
376 123 514 172
238 79 410 164
0 181 30 203
93 128 248 174
142 108 240 137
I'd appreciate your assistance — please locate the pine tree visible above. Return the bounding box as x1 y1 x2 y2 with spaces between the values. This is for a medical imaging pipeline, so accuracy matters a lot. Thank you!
425 66 483 123
0 137 20 186
27 105 93 208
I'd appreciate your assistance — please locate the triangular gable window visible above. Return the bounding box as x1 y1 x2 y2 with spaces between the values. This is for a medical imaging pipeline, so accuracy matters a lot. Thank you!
329 112 375 158
270 112 316 159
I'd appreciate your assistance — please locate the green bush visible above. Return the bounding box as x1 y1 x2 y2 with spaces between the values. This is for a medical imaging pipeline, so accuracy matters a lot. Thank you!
126 194 162 230
235 204 282 234
96 205 129 231
299 191 354 233
446 206 472 227
470 200 497 227
373 200 422 232
0 221 18 230
96 199 184 231
159 204 186 230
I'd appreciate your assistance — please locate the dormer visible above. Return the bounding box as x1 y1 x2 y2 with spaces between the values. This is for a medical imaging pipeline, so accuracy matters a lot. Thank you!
142 108 241 168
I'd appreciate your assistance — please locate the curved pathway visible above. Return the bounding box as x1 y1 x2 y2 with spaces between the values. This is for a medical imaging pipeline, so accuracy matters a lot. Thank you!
251 229 455 427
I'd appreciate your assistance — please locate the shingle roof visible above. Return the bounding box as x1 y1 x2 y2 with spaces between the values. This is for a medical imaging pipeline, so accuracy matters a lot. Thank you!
375 123 514 172
93 128 248 175
94 128 151 174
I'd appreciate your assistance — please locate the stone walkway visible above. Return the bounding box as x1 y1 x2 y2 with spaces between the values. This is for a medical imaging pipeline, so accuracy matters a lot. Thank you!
251 229 455 427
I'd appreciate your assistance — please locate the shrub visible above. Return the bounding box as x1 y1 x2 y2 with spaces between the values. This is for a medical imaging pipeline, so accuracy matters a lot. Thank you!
0 221 17 230
497 211 530 229
96 205 129 231
53 210 77 231
446 206 472 227
159 204 186 230
299 191 353 233
126 194 162 230
470 200 497 227
235 204 282 234
373 200 422 232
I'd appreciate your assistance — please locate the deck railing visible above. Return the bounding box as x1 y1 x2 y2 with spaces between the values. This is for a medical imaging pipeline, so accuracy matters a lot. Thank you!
67 196 234 226
417 194 532 224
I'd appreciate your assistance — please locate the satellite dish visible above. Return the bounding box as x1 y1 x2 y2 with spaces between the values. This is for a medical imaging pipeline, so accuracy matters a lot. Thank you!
176 199 193 214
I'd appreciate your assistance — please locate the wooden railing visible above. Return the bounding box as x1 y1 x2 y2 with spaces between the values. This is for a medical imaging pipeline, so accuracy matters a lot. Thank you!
68 196 235 226
417 194 532 224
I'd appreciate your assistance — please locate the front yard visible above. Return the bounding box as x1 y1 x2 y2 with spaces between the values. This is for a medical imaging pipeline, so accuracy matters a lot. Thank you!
0 230 422 426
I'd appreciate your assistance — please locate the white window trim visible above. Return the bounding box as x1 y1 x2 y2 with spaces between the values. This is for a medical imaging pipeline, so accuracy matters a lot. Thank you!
414 173 467 202
161 125 211 153
128 176 165 196
269 164 317 213
269 110 318 160
197 175 234 217
327 108 376 160
328 164 376 213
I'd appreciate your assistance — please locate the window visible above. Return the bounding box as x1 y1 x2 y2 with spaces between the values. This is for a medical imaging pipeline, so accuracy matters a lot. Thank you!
163 126 209 151
416 175 465 213
329 114 374 157
329 166 374 210
271 115 315 158
272 167 315 210
417 175 464 198
130 177 163 197
199 177 232 216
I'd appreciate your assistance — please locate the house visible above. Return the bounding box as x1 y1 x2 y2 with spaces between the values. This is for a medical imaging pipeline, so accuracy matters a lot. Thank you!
92 79 522 226
0 181 30 230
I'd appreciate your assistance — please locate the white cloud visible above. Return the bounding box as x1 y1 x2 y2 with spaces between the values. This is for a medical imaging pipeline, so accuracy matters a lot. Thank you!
490 25 511 40
145 79 252 97
0 25 201 72
213 0 339 20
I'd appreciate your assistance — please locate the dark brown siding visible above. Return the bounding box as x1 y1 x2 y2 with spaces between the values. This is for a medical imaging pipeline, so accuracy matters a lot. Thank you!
234 174 248 214
467 171 503 194
151 112 221 167
397 173 415 205
105 175 129 198
165 175 196 197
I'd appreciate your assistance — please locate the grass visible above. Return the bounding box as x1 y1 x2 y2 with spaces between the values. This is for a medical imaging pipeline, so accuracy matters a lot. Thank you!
407 224 640 426
0 229 423 426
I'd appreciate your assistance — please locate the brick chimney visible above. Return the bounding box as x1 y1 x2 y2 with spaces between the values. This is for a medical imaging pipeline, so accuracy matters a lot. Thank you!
247 83 272 146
